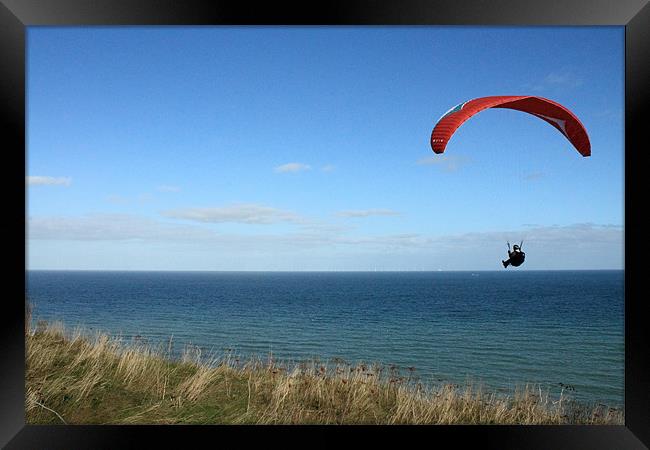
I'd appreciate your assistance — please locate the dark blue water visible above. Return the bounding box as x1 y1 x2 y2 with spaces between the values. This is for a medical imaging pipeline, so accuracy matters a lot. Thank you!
26 270 624 407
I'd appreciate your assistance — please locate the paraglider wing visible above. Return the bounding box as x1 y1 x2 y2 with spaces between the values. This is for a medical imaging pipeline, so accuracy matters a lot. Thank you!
430 96 591 157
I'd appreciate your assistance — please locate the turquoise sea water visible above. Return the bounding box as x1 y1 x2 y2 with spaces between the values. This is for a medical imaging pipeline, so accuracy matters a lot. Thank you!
26 270 624 407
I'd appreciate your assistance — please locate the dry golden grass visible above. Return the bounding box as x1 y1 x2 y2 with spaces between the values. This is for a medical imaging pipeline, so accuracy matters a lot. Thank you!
25 321 624 425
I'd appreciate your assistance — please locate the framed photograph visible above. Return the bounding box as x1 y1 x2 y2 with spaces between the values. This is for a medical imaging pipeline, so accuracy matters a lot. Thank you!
2 0 648 448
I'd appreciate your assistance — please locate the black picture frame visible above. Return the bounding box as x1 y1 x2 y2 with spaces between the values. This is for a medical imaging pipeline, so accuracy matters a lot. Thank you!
2 0 648 448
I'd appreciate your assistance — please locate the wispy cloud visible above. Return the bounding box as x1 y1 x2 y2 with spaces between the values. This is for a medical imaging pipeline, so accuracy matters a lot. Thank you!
274 162 311 173
523 172 545 181
328 223 623 254
299 222 354 234
436 223 623 252
336 209 400 218
28 214 217 241
527 69 583 92
161 203 304 225
417 154 471 172
543 71 583 88
26 176 71 186
321 164 336 173
138 193 154 203
105 193 154 205
27 214 338 249
28 215 622 257
157 185 181 193
106 195 129 205
27 214 623 268
593 109 623 120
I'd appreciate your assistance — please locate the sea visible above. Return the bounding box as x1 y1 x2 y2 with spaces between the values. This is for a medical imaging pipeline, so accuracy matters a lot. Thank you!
26 270 624 408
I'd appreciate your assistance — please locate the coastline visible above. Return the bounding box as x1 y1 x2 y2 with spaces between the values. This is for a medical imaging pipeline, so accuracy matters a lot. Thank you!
25 319 624 425
26 270 625 409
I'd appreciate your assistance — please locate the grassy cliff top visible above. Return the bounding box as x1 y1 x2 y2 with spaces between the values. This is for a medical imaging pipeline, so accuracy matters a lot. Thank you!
25 321 623 425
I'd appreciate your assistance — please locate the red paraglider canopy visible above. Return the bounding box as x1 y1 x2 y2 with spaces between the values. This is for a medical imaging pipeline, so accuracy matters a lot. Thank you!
430 96 591 157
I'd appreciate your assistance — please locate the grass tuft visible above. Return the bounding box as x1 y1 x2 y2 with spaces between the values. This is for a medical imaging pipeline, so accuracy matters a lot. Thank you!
25 321 624 425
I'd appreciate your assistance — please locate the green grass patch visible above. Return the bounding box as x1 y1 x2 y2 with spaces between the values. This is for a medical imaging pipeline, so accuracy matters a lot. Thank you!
25 322 624 425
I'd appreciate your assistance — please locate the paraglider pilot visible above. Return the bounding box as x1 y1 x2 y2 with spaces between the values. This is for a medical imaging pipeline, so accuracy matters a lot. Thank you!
502 241 525 268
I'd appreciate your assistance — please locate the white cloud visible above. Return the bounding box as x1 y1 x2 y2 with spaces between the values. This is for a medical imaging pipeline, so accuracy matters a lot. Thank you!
28 214 217 241
543 71 583 88
527 70 583 92
105 195 129 204
437 223 622 248
299 221 354 233
593 109 623 120
523 172 545 181
27 213 623 269
274 162 311 173
161 203 304 225
321 164 336 173
105 193 154 204
336 209 400 218
29 213 622 251
138 193 154 203
417 154 471 172
26 176 71 186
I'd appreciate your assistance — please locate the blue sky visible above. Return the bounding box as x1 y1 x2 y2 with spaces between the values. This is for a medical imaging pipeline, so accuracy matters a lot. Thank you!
26 26 624 270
